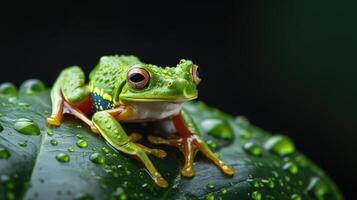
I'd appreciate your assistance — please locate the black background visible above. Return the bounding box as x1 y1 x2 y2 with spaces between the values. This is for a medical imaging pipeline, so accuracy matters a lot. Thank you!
0 1 356 198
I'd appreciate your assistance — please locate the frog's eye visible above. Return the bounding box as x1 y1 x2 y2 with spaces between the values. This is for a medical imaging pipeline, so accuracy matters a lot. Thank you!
192 64 201 85
127 67 150 89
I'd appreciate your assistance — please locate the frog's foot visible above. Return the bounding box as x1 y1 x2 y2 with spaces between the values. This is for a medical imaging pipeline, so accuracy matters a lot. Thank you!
148 135 234 177
129 133 167 158
47 114 62 126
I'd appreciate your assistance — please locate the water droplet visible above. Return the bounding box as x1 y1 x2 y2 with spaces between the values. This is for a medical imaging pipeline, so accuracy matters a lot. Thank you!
201 118 234 140
68 147 75 152
89 153 105 164
240 130 252 139
248 179 261 188
76 139 88 148
251 191 261 200
291 194 302 200
307 177 329 199
18 141 27 147
76 133 84 139
220 188 227 194
264 135 295 156
14 118 40 136
261 179 275 189
0 147 10 159
50 139 58 146
283 162 299 174
243 142 262 156
46 128 54 136
205 193 215 200
0 83 17 95
0 123 3 132
101 146 110 154
56 153 70 163
206 183 215 189
19 79 46 95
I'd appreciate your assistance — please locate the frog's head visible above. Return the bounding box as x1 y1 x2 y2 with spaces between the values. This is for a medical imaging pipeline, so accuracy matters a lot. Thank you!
119 59 201 103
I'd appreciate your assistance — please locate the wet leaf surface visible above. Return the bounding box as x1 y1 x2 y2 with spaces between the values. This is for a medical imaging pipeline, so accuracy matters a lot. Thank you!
0 80 343 200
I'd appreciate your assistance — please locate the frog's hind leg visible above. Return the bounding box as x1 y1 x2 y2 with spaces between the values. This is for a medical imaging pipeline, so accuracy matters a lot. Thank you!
47 66 88 126
92 112 168 188
148 110 235 177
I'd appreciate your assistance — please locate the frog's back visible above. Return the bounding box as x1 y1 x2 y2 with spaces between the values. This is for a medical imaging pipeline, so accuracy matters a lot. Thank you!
89 55 142 111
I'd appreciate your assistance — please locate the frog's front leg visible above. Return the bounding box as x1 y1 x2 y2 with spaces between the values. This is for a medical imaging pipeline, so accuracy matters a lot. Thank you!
92 111 169 188
47 66 98 132
148 109 235 177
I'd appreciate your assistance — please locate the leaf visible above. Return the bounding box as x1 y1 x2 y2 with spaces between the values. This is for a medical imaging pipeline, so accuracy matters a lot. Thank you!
0 80 343 200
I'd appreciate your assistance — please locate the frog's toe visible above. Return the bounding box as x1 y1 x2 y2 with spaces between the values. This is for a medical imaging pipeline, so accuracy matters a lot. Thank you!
153 172 169 188
181 165 195 177
47 115 61 126
90 125 100 134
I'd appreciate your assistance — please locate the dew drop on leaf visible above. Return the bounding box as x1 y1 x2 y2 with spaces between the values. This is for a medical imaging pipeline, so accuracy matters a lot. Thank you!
19 79 46 95
240 130 252 139
206 183 215 189
18 141 28 147
14 118 40 136
68 147 75 152
283 162 299 175
50 139 58 146
251 191 262 200
201 118 234 140
0 147 10 159
46 128 54 136
56 153 70 163
307 177 330 199
243 142 262 156
0 83 17 96
264 135 295 156
89 153 105 165
205 193 215 200
76 139 88 148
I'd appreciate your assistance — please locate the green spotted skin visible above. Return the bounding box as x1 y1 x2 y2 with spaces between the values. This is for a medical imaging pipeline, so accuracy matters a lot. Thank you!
88 55 198 111
88 55 142 110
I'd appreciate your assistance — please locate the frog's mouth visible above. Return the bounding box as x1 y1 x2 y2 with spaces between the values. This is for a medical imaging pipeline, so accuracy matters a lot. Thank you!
121 96 197 104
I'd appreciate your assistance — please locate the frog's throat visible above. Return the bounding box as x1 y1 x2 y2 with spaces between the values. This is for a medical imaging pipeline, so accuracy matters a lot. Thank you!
118 96 197 122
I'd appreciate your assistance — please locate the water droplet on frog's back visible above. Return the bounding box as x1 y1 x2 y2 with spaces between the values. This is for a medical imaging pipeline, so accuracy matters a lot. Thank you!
14 118 40 136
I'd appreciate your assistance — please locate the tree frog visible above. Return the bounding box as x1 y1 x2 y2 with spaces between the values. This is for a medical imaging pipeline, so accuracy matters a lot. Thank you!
47 55 234 188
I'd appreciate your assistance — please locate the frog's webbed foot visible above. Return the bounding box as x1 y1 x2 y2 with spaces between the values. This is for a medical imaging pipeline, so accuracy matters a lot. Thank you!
128 133 167 158
92 112 169 188
148 135 234 177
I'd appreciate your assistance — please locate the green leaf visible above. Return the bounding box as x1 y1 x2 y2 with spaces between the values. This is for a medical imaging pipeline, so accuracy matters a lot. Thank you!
0 80 343 200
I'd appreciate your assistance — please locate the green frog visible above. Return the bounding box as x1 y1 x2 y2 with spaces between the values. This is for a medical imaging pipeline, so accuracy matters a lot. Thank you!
47 55 234 188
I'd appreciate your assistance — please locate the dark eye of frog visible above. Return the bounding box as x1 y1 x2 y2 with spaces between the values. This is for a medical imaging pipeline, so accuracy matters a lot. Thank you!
127 66 150 89
192 64 202 85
